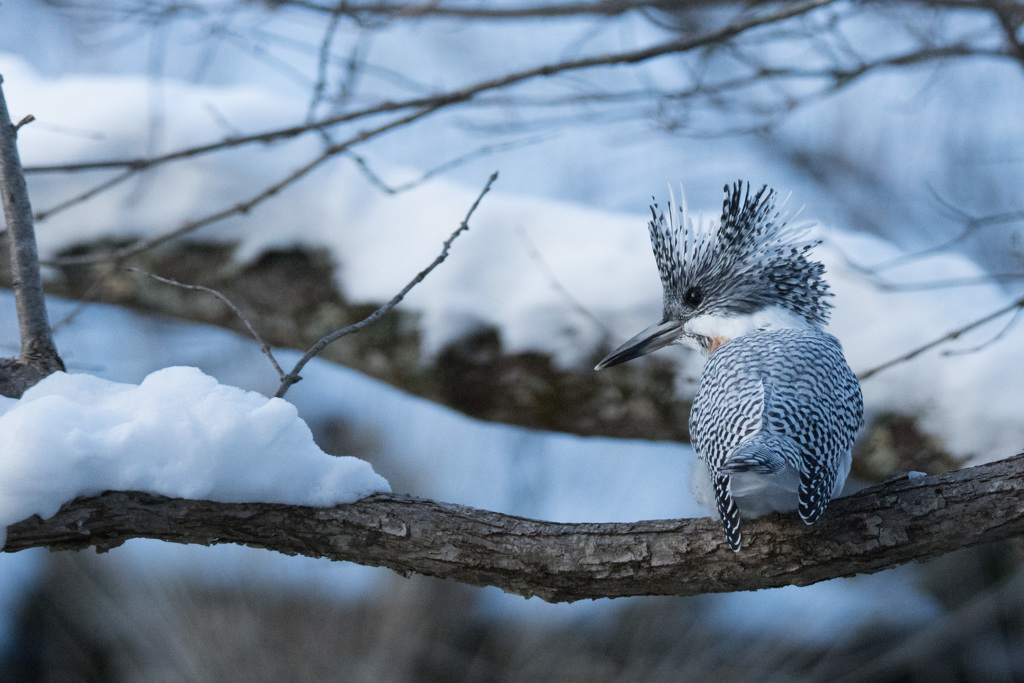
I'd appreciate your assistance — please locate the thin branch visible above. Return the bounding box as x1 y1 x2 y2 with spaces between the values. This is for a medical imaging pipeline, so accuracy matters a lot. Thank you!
34 168 137 222
281 0 698 20
127 268 285 379
24 0 840 176
331 30 373 107
49 264 119 334
514 226 612 341
46 105 443 267
274 171 498 398
858 294 1024 381
307 8 344 120
854 273 1024 292
453 44 999 112
7 451 1024 601
348 136 544 195
848 185 1024 274
941 303 1024 356
0 75 64 398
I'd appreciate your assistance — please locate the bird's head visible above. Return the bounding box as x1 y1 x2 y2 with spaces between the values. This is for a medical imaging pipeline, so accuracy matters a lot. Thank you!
596 181 832 370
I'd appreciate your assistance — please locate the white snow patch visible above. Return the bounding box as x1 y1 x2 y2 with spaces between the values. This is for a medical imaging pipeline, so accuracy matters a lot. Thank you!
0 367 389 546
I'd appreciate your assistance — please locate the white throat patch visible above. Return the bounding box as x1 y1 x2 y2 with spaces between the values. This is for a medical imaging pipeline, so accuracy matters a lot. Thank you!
683 306 817 354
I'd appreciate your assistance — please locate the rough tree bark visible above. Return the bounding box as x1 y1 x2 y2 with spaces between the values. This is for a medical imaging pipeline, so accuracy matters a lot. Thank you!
0 75 64 397
6 452 1024 602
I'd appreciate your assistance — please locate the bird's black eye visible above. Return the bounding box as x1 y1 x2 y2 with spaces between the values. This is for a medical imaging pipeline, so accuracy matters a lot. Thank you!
684 286 703 308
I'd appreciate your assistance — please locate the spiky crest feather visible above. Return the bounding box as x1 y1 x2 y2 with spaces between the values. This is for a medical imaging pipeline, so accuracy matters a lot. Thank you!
647 181 832 327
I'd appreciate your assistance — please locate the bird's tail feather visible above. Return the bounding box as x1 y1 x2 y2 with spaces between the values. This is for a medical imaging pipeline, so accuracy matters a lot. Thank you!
720 433 793 475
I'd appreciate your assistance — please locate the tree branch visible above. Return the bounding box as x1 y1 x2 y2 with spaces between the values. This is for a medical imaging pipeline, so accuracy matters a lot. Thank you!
857 294 1024 381
46 104 443 267
281 0 708 20
6 452 1024 602
0 75 64 398
127 268 286 380
274 171 497 398
24 0 839 176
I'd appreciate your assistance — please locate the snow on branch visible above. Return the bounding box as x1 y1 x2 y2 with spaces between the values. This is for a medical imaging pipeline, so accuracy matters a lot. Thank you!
7 452 1024 602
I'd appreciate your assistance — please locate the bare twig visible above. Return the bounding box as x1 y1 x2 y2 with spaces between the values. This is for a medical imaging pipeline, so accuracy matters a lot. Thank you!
46 104 443 267
24 0 840 176
281 0 695 20
822 187 1024 293
24 41 991 183
307 8 344 120
0 75 64 398
274 171 498 398
34 168 137 222
18 2 1008 250
349 136 544 194
127 268 286 379
332 30 373 107
50 298 99 335
49 264 119 333
459 42 989 111
846 184 1024 275
850 273 1024 292
515 226 612 341
941 304 1024 357
13 0 861 270
858 294 1024 381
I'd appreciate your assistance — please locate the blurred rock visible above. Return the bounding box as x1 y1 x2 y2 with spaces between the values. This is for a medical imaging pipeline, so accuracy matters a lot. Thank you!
853 413 962 483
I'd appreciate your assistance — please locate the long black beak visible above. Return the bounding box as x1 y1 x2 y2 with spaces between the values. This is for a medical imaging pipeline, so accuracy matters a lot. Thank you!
594 319 683 370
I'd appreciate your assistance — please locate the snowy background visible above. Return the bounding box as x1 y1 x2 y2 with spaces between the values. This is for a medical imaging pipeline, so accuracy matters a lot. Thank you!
2 0 1024 679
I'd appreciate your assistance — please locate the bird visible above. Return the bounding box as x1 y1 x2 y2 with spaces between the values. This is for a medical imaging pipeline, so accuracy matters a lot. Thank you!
595 181 863 551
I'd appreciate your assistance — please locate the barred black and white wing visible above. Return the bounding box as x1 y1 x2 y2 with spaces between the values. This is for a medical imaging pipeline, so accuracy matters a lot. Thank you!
690 328 863 551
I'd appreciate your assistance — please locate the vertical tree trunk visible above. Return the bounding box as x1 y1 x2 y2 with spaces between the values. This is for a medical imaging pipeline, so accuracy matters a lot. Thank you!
0 75 64 397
